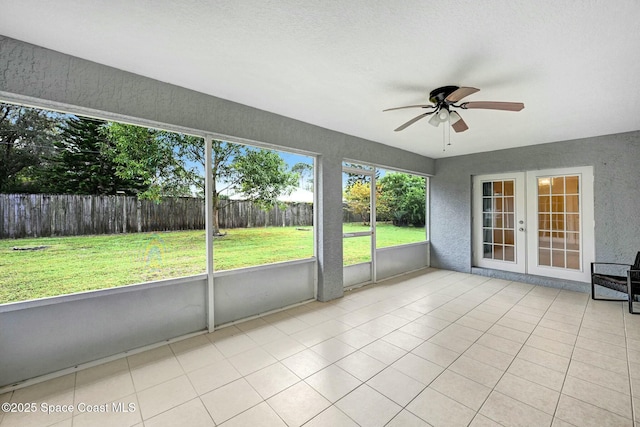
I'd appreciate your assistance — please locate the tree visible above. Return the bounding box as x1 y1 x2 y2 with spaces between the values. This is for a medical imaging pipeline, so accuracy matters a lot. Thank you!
141 134 298 235
102 123 195 200
344 180 374 225
292 162 313 191
41 116 146 195
378 172 426 226
0 103 62 193
234 149 298 213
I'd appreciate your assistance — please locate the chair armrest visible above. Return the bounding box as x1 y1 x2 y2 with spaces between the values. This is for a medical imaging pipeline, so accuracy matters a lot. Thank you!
591 262 632 275
591 262 632 267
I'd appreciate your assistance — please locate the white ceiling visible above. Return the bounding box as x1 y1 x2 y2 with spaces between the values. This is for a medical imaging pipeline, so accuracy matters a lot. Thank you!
1 0 639 158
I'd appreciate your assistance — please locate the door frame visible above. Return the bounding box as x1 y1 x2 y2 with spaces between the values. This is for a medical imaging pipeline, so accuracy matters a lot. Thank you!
473 166 595 283
472 172 526 273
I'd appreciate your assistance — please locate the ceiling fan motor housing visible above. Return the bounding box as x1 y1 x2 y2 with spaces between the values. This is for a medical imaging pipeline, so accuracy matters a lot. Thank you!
429 85 459 104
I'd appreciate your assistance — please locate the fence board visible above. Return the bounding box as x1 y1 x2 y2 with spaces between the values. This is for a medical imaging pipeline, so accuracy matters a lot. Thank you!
0 194 313 238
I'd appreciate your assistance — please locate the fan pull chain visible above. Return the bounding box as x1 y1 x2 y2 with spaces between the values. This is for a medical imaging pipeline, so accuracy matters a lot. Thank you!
442 122 446 152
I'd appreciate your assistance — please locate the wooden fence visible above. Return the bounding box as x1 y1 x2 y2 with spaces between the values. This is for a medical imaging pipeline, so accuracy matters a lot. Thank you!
0 194 314 238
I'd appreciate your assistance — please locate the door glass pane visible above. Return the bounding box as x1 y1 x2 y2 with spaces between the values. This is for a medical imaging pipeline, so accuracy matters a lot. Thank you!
481 179 516 263
504 246 515 262
537 175 581 270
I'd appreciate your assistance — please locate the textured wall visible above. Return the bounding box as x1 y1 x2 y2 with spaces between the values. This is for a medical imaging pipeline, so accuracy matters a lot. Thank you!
0 36 434 301
430 131 640 279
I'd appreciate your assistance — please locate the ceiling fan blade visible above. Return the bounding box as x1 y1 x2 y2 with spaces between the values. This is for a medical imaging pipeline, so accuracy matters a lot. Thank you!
383 104 435 112
462 101 524 111
446 86 480 102
394 111 435 131
451 116 469 133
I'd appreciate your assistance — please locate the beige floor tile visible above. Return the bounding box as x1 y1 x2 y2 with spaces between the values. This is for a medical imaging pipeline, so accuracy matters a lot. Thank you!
575 336 628 360
282 348 332 379
507 358 565 391
305 365 361 403
568 360 631 395
532 325 577 345
391 353 444 385
310 337 357 362
413 314 452 330
128 346 184 391
555 394 632 427
336 350 387 381
73 394 141 427
502 310 542 326
516 345 570 373
542 311 582 327
428 308 463 322
335 328 378 349
469 414 504 426
74 358 134 405
304 406 359 427
525 335 574 358
3 375 75 427
537 318 580 335
442 323 484 342
430 369 491 411
487 324 531 343
219 402 287 427
579 326 627 347
386 409 432 426
212 332 258 358
411 341 461 367
428 330 475 353
570 346 629 376
260 336 306 360
455 314 494 332
382 330 425 351
336 385 402 427
476 333 523 356
495 372 560 415
551 418 578 427
245 362 300 399
366 366 425 406
267 381 330 426
136 375 197 420
228 346 277 376
170 335 225 372
360 339 407 364
480 391 553 427
140 398 211 427
407 387 476 426
496 316 537 334
562 376 632 419
186 358 241 395
463 343 514 371
466 309 502 324
448 355 504 388
200 378 262 424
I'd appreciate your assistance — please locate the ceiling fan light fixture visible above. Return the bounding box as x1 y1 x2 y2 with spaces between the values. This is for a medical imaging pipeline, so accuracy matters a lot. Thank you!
428 113 441 127
449 111 462 125
429 108 450 127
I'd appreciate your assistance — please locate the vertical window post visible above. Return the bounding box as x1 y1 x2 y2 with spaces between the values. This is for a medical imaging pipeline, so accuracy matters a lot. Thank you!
205 135 215 331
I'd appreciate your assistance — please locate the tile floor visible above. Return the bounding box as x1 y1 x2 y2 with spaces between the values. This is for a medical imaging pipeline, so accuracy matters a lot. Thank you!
2 268 639 427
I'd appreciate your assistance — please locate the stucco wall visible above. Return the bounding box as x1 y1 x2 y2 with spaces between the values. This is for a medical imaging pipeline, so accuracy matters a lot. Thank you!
0 35 435 301
430 131 640 279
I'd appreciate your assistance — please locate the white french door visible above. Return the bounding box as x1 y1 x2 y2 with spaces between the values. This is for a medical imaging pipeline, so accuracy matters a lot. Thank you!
473 167 594 282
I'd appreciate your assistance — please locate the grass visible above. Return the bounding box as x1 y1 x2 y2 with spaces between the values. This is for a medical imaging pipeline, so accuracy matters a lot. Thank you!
0 223 424 304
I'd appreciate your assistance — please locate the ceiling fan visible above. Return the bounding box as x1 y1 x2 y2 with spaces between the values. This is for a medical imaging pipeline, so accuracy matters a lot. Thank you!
384 86 524 133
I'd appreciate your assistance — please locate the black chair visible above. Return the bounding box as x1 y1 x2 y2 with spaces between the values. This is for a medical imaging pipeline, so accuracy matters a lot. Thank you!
591 252 640 314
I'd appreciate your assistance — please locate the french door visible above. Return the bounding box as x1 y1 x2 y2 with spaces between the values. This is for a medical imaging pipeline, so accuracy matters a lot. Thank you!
473 167 594 282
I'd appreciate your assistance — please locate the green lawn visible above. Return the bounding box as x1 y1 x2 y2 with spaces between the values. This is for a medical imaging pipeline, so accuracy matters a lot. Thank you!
0 223 425 304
